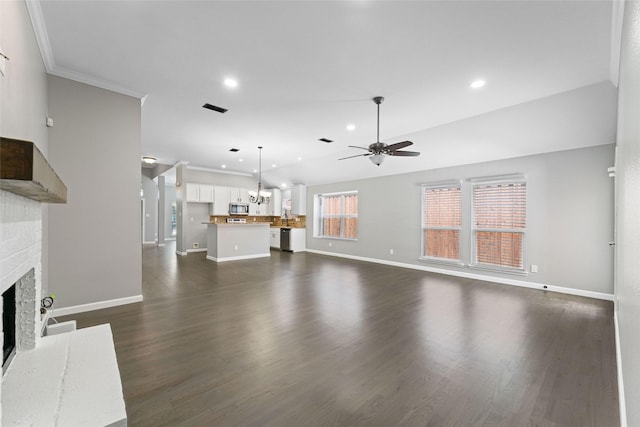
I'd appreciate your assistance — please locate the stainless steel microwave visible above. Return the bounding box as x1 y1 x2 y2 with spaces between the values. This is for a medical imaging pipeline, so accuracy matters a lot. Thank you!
229 203 249 215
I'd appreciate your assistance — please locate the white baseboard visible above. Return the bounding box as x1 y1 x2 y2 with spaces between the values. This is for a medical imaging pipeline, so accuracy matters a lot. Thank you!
305 249 614 301
51 295 143 317
186 248 207 253
142 241 156 245
206 253 271 263
176 250 187 256
615 309 627 426
157 243 166 247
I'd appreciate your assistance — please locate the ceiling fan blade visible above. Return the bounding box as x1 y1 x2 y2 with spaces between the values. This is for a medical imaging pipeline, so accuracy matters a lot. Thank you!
339 153 372 160
385 141 413 151
347 145 371 151
389 150 420 157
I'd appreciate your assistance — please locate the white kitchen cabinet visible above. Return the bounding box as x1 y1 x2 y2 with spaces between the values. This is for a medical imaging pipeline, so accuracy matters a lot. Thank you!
291 185 307 215
249 201 269 216
199 185 214 203
269 228 281 249
213 186 231 215
267 188 282 216
229 187 249 203
186 183 215 203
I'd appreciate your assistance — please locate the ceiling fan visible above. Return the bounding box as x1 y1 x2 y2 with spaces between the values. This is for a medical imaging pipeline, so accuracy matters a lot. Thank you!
339 96 420 166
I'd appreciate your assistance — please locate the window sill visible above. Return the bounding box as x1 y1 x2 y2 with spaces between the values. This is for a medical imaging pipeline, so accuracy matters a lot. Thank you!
419 257 465 267
468 264 528 276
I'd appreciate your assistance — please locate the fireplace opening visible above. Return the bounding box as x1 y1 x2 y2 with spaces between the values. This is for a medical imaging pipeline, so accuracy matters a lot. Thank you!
3 283 16 370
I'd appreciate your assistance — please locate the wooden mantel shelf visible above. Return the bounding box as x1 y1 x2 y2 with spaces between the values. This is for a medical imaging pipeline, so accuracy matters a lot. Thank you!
0 137 67 203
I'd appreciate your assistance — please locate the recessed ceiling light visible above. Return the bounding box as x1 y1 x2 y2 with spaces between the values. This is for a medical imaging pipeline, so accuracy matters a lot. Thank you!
223 78 238 88
238 159 244 162
141 156 157 164
297 157 303 161
221 164 227 168
346 124 356 131
470 79 486 89
253 169 258 173
282 183 287 188
272 164 277 168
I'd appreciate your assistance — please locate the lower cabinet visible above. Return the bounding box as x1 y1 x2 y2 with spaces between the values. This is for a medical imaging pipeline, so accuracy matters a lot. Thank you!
270 228 281 249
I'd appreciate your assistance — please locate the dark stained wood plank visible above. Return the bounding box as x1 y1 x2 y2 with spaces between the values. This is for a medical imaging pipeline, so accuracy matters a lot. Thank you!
60 244 619 427
0 137 67 203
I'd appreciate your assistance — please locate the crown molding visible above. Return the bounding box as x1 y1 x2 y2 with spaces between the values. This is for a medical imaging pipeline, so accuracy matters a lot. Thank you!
25 0 146 99
609 0 625 88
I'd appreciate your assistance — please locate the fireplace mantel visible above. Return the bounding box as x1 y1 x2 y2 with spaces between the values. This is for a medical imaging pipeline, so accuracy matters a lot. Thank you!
0 137 67 203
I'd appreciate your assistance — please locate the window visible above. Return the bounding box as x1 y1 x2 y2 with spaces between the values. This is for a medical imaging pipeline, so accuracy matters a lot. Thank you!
472 180 526 270
317 192 358 239
421 183 462 261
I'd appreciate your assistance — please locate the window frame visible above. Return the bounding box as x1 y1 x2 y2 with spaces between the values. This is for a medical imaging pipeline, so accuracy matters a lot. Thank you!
316 191 358 241
420 180 463 265
470 175 527 274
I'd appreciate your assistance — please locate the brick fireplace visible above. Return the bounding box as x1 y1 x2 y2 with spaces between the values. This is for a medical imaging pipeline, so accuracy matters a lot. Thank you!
0 190 43 369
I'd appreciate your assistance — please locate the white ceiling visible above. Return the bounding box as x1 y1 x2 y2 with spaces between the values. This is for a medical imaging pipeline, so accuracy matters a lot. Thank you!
31 0 619 187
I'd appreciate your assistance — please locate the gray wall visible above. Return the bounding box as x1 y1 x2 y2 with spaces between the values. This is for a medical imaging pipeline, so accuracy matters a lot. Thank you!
307 144 614 295
615 1 640 425
47 75 142 308
141 174 158 243
185 203 210 250
164 185 176 239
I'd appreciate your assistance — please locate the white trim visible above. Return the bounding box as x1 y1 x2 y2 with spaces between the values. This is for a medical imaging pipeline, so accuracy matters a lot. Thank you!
142 241 156 245
187 165 253 177
158 243 166 247
468 173 526 183
186 248 207 253
614 309 627 426
176 250 188 256
609 0 625 87
24 0 55 70
206 253 270 262
51 295 143 317
419 179 462 189
305 249 614 301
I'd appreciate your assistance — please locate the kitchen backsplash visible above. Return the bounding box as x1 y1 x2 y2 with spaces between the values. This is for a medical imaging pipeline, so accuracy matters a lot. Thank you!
209 215 306 228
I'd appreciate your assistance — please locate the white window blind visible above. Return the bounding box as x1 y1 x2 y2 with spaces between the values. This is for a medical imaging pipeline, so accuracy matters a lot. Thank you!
472 181 526 269
319 192 358 239
422 184 461 261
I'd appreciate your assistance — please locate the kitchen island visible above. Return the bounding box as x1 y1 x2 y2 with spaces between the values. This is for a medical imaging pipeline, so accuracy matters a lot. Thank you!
205 222 271 262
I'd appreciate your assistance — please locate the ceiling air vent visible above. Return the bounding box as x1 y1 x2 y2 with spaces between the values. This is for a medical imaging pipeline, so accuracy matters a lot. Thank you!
202 103 228 114
229 148 239 152
319 138 333 143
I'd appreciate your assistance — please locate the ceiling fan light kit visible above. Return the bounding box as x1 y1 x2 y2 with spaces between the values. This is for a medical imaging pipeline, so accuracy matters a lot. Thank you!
339 96 420 166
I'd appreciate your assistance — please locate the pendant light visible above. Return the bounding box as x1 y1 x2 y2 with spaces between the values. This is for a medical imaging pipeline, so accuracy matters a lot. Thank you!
248 146 271 205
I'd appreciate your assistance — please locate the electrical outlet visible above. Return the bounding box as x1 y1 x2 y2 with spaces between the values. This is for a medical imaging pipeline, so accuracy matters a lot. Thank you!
234 244 238 250
530 264 538 273
389 249 394 255
328 242 332 247
193 242 199 249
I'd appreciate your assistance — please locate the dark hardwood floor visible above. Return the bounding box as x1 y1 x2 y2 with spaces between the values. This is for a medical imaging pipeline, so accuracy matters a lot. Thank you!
62 243 619 426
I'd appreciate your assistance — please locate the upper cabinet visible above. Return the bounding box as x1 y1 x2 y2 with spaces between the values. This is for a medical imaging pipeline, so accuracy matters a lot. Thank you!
186 183 214 203
291 185 307 215
268 188 282 216
229 187 249 203
213 186 231 215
